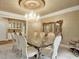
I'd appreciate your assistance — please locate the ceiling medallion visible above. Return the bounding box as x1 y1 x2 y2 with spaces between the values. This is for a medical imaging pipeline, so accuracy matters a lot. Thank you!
19 0 45 10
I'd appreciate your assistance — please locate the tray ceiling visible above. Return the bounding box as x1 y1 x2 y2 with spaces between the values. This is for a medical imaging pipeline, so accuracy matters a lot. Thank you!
0 0 79 16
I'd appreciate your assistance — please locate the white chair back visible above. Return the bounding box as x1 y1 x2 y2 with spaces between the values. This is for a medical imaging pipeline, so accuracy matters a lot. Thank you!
8 33 12 39
40 32 45 39
11 33 17 39
18 35 28 58
47 32 55 40
52 35 62 59
11 33 20 49
45 32 55 45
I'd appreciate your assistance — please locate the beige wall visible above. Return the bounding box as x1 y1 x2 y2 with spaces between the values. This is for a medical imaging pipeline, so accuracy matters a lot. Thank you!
0 18 8 40
42 11 79 44
28 21 42 32
27 21 43 38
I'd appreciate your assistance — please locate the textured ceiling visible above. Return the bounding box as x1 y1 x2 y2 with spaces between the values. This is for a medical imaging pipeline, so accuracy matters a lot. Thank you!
0 0 79 16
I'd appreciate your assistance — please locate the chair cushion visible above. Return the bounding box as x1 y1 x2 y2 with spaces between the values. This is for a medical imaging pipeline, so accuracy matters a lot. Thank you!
27 46 38 57
41 47 53 57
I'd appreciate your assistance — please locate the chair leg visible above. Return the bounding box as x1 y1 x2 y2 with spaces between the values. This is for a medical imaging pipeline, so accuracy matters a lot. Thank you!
52 56 57 59
21 54 28 59
34 54 39 59
36 54 39 59
55 56 57 59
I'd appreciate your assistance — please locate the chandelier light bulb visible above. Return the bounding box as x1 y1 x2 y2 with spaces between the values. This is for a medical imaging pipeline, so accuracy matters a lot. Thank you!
25 11 40 21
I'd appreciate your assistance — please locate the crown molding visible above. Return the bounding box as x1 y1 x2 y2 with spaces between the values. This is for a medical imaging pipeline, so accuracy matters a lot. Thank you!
0 5 79 20
41 5 79 19
0 11 25 20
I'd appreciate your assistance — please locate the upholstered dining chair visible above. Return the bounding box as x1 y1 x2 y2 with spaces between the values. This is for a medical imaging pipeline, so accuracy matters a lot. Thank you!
45 32 55 45
40 32 55 59
11 32 21 55
40 32 45 39
17 33 38 59
40 33 62 59
52 34 62 59
8 32 12 39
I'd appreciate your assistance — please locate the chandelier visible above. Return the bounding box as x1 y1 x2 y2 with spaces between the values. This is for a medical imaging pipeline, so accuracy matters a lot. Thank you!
25 11 40 21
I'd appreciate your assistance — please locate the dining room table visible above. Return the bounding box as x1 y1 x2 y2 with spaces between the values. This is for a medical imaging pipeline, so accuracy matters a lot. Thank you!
27 39 53 59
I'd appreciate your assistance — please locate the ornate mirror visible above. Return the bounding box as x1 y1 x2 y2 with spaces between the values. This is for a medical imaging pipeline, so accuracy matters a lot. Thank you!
43 20 63 35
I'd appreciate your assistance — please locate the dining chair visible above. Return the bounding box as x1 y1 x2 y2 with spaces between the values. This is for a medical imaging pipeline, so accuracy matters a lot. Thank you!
52 34 62 59
8 32 12 39
11 32 21 55
40 32 56 59
40 34 62 59
45 32 55 45
40 32 45 39
17 33 38 59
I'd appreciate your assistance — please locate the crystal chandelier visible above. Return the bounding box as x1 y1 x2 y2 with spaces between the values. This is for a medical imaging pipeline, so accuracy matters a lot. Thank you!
25 11 40 21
